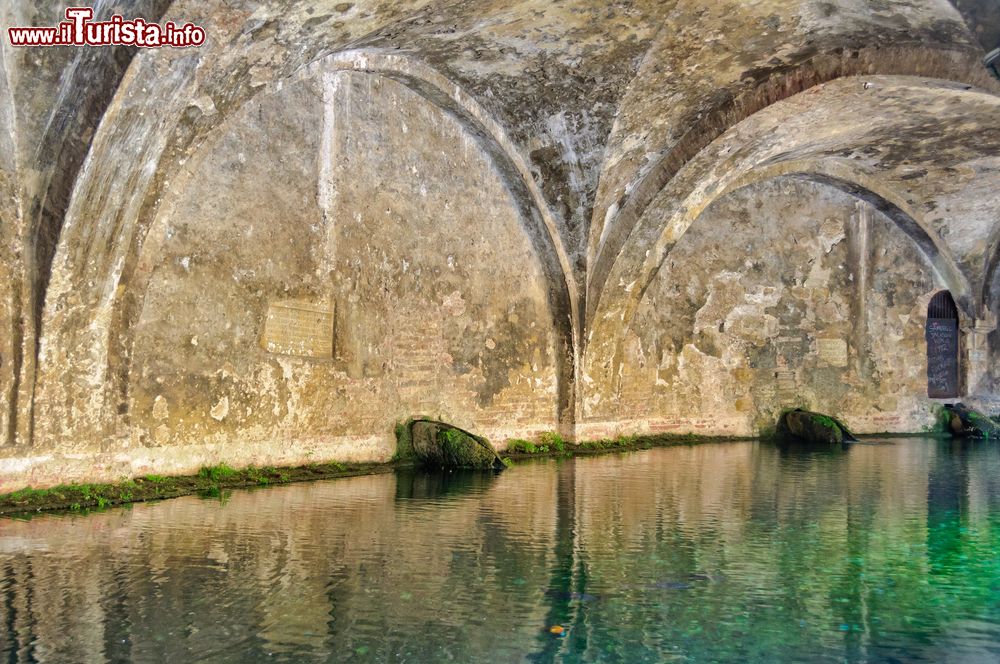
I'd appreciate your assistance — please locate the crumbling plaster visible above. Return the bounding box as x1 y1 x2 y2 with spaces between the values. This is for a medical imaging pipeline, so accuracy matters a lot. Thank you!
580 177 945 439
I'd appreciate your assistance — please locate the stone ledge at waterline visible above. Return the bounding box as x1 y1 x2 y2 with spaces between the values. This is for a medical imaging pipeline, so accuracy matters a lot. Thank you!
0 431 738 516
0 461 393 517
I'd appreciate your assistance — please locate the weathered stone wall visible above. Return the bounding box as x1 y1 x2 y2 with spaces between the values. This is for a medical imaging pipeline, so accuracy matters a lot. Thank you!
0 1 167 449
1 0 999 488
120 68 558 475
976 322 1000 413
584 75 1000 423
580 178 944 438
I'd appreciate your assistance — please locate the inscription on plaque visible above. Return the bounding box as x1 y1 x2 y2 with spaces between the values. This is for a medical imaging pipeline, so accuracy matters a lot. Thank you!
775 369 797 393
816 338 848 367
262 300 334 359
926 318 959 398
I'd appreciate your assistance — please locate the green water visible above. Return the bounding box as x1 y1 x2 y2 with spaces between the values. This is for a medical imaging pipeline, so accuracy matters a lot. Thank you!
2 437 1000 662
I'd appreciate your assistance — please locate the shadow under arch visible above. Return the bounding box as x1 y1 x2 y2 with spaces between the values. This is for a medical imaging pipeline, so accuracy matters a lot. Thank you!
582 159 973 412
105 49 579 433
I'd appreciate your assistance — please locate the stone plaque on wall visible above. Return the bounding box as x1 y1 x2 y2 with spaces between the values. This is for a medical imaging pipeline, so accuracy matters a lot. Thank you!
262 300 334 359
775 369 797 393
816 338 848 367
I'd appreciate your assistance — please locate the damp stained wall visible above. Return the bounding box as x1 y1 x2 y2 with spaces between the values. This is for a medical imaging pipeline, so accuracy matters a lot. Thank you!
124 69 559 471
582 178 943 438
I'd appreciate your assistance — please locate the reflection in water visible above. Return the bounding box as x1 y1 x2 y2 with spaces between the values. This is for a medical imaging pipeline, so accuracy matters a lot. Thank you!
393 468 500 502
2 438 1000 662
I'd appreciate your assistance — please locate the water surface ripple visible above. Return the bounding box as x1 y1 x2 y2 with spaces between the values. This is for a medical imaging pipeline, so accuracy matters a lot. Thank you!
2 438 999 662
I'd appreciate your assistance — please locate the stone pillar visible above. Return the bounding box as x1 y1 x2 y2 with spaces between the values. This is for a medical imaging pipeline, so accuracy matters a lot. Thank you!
963 312 997 397
847 200 873 382
320 69 356 375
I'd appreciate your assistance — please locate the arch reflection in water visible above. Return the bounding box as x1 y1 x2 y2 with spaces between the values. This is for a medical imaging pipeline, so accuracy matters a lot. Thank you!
2 439 1000 662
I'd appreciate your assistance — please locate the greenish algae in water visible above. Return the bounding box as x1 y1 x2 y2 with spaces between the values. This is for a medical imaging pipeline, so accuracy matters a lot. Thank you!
2 437 998 662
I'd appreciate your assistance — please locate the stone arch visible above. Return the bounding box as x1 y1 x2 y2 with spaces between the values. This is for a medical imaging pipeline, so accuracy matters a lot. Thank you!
36 47 578 447
588 49 1000 312
320 50 578 307
581 173 961 435
112 51 580 429
0 43 22 448
720 160 973 312
583 76 1000 413
584 161 974 416
0 0 172 447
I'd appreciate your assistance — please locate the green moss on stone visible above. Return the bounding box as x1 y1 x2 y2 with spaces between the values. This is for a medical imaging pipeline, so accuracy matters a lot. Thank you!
923 405 952 434
505 432 568 456
507 439 539 454
393 420 416 461
538 431 566 452
404 420 504 470
434 426 501 469
0 460 388 517
198 463 238 482
810 414 839 431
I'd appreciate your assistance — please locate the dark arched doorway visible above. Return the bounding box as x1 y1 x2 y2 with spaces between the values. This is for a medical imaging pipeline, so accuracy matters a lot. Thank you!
926 291 961 399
